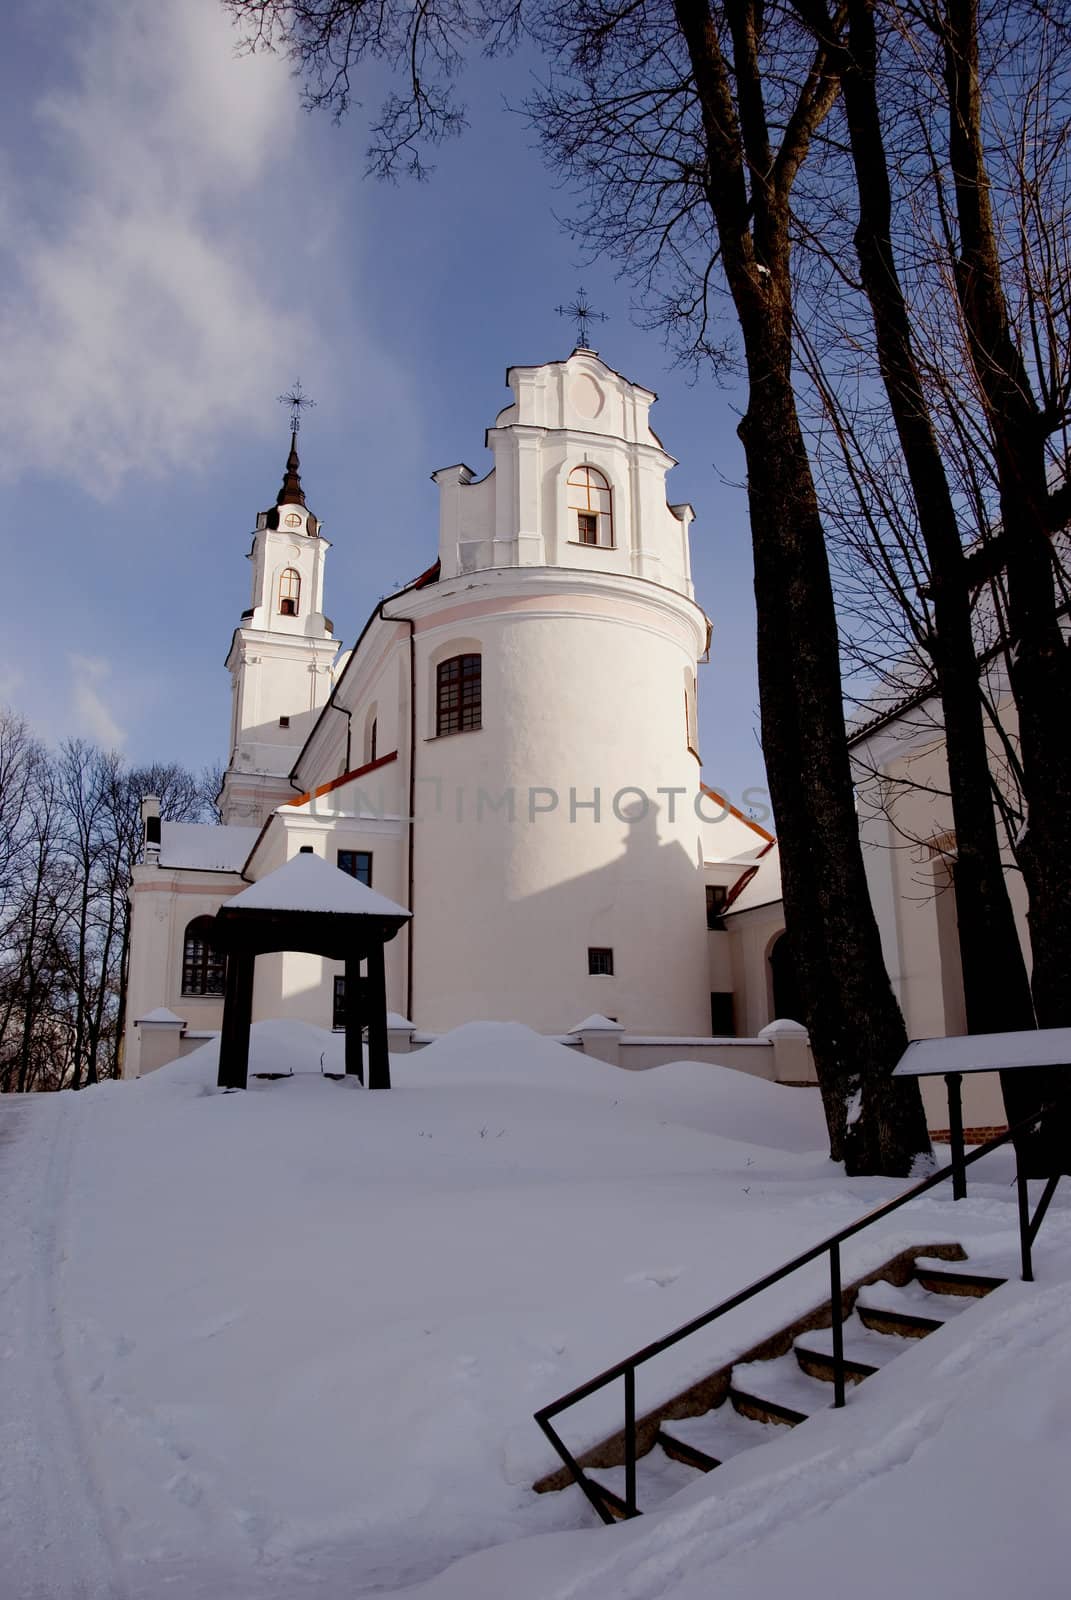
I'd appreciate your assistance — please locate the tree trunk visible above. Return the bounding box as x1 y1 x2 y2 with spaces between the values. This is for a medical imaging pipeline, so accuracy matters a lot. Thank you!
672 0 930 1173
839 0 1035 1038
942 0 1071 1032
940 0 1071 1167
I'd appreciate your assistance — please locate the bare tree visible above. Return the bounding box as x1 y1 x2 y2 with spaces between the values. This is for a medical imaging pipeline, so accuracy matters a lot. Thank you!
222 0 932 1173
788 0 1036 1046
0 723 209 1092
931 0 1071 1036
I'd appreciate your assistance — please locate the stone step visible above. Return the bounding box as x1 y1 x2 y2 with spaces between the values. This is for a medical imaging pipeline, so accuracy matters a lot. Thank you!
658 1403 780 1470
856 1300 945 1339
794 1312 912 1383
656 1427 720 1473
585 1446 702 1515
912 1261 1006 1298
729 1353 833 1425
854 1275 974 1340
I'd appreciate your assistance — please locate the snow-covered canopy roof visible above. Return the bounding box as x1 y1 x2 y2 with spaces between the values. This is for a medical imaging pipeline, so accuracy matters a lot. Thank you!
724 843 782 916
159 822 260 874
223 851 410 920
895 1027 1071 1077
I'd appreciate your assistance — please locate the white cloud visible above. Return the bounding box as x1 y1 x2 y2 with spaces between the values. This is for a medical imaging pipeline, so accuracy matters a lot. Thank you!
0 0 330 494
70 654 125 748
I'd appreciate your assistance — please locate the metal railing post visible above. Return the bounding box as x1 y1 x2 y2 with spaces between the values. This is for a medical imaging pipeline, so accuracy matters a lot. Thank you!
624 1367 637 1516
829 1242 845 1409
533 1103 1057 1515
946 1071 966 1199
1017 1164 1034 1282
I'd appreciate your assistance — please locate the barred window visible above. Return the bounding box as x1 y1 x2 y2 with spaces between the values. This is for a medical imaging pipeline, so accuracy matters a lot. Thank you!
181 916 225 997
436 654 482 736
588 947 614 976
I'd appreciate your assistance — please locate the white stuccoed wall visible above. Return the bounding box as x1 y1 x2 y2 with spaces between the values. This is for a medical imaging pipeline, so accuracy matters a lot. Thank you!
337 350 715 1034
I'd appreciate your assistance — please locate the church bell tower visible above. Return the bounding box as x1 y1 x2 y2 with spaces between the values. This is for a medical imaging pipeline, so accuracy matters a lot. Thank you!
219 397 339 826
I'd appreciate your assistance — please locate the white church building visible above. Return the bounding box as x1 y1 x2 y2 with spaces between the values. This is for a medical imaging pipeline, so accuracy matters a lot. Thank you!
125 349 793 1077
125 347 1004 1128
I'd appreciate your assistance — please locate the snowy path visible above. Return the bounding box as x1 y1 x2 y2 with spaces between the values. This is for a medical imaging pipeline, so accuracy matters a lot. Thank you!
0 1095 129 1600
6 1024 1059 1599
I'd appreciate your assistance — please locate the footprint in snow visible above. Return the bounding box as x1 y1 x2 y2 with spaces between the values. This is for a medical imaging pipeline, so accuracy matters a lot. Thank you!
626 1268 683 1289
165 1470 203 1509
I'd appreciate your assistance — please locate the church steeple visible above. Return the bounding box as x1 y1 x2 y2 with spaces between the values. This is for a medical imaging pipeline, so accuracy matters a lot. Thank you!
218 381 338 827
276 431 306 507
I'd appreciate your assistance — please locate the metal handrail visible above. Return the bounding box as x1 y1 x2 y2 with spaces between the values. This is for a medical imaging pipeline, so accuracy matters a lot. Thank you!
534 1104 1063 1523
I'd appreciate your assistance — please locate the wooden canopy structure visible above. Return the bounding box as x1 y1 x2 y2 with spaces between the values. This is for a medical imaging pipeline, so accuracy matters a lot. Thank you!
211 852 411 1092
895 1027 1071 1189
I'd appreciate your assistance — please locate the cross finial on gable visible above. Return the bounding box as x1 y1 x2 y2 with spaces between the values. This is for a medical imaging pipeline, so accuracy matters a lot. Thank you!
278 379 316 435
556 289 608 352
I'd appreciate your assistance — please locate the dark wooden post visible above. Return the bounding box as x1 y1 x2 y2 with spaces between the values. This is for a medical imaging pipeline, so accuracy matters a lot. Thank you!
218 947 256 1090
946 1071 966 1199
366 938 391 1090
344 953 365 1084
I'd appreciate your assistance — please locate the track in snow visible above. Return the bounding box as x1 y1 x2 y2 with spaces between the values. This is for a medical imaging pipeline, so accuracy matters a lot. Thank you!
0 1094 129 1600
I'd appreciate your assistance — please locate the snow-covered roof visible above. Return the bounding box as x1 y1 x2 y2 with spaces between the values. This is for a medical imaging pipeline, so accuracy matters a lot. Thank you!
224 851 411 919
136 1007 185 1025
158 822 260 874
569 1014 625 1033
894 1027 1071 1077
724 843 782 916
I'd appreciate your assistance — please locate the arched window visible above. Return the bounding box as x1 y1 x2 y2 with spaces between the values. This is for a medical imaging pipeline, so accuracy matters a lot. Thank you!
436 654 481 736
278 568 301 617
567 465 613 547
769 932 804 1025
181 916 226 997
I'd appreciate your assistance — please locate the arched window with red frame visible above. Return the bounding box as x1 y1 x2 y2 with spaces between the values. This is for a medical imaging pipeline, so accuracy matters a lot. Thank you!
567 465 614 547
279 568 301 616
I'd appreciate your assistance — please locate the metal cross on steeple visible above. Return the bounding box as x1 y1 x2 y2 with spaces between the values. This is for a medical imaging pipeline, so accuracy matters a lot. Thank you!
278 379 316 435
556 289 608 352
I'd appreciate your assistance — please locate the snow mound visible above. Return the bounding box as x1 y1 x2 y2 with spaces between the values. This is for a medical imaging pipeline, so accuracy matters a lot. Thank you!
410 1020 605 1081
616 1057 828 1152
128 1018 825 1153
403 1022 825 1153
135 1018 346 1093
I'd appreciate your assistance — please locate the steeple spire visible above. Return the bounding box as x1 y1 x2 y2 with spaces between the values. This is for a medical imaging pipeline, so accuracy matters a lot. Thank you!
276 431 306 506
275 379 315 506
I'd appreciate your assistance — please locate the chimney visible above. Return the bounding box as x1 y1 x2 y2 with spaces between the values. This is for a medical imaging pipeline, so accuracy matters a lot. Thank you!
141 795 161 861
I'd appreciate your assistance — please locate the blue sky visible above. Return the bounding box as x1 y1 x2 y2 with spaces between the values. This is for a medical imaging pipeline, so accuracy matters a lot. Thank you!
2 0 766 809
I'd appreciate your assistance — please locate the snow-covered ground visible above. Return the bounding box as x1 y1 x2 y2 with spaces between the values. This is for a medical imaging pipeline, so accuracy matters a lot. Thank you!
1 1021 1068 1599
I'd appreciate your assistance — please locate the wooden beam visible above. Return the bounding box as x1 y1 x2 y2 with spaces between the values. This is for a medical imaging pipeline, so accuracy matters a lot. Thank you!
344 955 365 1084
218 948 255 1090
366 940 391 1090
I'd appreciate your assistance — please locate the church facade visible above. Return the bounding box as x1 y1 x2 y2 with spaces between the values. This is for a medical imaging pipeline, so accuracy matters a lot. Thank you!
124 349 787 1076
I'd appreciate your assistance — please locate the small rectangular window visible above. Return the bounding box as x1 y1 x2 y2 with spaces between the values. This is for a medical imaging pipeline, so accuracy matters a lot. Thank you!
710 992 736 1035
279 716 290 729
337 849 372 886
706 885 727 929
588 947 614 976
577 511 599 545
